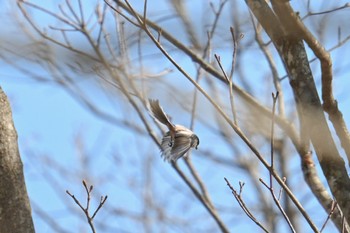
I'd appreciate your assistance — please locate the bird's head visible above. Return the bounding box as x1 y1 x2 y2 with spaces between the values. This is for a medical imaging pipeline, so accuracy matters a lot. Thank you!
190 134 200 149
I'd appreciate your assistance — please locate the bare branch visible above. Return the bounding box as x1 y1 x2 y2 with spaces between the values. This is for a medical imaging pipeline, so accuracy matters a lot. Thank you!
224 178 269 233
66 180 108 233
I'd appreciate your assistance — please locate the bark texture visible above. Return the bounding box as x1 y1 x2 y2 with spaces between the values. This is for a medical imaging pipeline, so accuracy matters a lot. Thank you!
0 86 35 233
246 0 350 229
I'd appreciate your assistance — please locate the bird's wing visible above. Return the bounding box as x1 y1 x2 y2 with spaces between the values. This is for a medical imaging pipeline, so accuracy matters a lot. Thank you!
171 135 192 158
160 133 173 161
160 133 192 162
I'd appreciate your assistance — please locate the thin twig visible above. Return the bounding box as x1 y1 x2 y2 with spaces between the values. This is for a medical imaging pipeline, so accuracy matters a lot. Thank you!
301 3 350 20
250 13 285 117
228 27 239 125
259 178 296 233
258 92 296 233
224 178 269 233
320 201 337 232
270 92 279 187
66 180 108 233
214 53 238 125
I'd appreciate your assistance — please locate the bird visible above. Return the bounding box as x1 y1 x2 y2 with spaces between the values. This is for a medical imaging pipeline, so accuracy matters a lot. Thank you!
148 99 199 162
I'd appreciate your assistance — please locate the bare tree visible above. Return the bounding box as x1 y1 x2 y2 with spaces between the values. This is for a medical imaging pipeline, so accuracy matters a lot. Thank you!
1 0 350 232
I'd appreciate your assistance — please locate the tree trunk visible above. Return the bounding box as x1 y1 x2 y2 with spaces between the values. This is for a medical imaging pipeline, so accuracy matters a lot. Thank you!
0 86 35 233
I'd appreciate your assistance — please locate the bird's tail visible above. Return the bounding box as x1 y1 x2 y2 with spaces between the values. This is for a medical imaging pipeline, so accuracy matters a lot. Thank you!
148 99 174 128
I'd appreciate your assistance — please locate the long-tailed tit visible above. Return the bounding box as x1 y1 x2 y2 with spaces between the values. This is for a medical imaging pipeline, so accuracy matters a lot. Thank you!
148 99 199 162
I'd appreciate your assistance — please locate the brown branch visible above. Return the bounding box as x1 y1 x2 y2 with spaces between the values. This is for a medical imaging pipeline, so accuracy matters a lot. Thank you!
224 178 269 233
184 156 215 210
248 2 349 228
258 92 296 233
259 178 296 233
302 3 350 20
250 15 285 117
247 0 350 228
66 180 108 233
271 0 350 168
270 92 279 185
214 51 237 125
228 27 239 125
301 151 349 232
